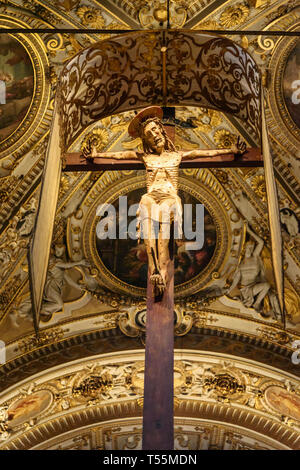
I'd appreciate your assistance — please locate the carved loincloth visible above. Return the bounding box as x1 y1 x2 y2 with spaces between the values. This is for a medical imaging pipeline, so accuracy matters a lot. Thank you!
137 190 183 239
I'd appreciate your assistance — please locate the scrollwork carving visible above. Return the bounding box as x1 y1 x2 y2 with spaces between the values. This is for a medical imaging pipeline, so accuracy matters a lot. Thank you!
58 31 261 153
118 306 193 339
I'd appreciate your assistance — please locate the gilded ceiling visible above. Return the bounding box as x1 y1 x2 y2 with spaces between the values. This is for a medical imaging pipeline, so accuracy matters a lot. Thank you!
0 0 299 450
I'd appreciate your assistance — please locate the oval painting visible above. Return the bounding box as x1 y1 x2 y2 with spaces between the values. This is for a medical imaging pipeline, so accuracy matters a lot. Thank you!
283 40 300 130
0 34 34 142
7 390 52 428
265 386 300 421
96 187 217 289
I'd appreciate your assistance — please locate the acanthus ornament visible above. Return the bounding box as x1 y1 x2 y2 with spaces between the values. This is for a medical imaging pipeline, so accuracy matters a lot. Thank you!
138 0 187 29
213 129 237 149
219 4 250 28
251 175 267 202
118 306 193 340
76 6 106 28
81 128 110 155
16 327 67 353
72 373 113 400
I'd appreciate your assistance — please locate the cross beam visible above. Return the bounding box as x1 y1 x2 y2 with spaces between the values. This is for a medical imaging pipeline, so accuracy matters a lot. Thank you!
63 148 263 172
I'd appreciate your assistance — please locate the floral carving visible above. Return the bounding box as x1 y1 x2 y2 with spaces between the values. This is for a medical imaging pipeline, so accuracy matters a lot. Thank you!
213 129 237 148
219 4 250 28
251 174 266 202
58 31 261 152
192 108 222 133
81 128 110 154
204 373 245 399
72 373 113 399
76 6 105 28
17 328 66 353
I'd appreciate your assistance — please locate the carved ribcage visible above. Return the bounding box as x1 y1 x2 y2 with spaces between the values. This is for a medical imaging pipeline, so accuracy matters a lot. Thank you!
146 167 179 192
165 168 178 191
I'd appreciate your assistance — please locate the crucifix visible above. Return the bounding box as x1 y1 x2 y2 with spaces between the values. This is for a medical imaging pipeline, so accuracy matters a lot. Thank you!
63 106 262 450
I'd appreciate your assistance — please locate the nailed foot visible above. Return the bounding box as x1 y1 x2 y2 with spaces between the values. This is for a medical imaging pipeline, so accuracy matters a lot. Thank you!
150 273 166 297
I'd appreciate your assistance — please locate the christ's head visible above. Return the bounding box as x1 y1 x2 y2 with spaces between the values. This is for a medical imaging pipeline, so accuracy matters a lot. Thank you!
140 117 175 154
143 120 166 153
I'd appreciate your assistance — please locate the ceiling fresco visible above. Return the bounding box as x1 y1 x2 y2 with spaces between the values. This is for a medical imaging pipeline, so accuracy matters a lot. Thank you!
0 0 299 450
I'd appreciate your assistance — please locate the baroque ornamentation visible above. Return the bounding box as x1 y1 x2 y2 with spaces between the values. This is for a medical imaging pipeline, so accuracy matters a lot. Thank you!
203 373 246 400
219 4 250 28
72 373 113 399
256 326 291 345
0 175 20 206
80 128 110 154
1 353 300 449
138 0 187 29
58 31 261 153
12 242 97 324
0 12 51 162
251 174 267 202
266 10 300 154
76 6 106 28
16 327 67 353
58 174 70 198
226 224 281 320
0 195 38 284
190 108 222 134
213 129 237 149
118 306 193 339
196 20 219 30
201 362 249 404
22 1 59 24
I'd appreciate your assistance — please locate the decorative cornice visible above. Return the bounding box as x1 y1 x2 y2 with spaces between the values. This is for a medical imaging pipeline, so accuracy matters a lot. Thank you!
0 325 299 395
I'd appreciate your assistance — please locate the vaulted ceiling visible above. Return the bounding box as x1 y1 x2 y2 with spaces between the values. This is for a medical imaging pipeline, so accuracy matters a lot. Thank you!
0 0 299 450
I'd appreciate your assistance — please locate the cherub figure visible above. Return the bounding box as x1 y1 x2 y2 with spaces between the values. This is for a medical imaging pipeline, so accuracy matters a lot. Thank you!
85 107 245 297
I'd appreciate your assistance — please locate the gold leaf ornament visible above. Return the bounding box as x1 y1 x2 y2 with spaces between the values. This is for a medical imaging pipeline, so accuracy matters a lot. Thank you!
213 129 236 148
219 4 250 28
76 6 105 28
251 175 266 202
81 128 110 153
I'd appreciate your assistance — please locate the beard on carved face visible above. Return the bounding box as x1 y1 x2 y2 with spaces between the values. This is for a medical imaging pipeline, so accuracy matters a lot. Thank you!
140 117 175 154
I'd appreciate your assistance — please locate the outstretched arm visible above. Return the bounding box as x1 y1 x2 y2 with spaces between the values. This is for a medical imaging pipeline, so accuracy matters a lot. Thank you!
55 259 90 269
246 223 264 257
82 145 139 161
181 137 246 160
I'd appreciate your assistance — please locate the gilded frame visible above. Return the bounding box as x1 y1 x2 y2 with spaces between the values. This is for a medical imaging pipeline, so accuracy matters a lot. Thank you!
0 15 51 160
268 26 300 149
80 172 232 298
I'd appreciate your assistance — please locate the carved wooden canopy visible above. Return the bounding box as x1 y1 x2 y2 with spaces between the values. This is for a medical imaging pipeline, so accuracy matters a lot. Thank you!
57 31 261 153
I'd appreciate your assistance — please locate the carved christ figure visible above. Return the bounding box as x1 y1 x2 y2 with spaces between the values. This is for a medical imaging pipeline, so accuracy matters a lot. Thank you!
85 107 245 297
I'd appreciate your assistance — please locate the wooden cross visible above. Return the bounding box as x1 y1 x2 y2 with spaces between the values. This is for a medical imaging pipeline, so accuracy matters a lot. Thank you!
63 107 262 450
